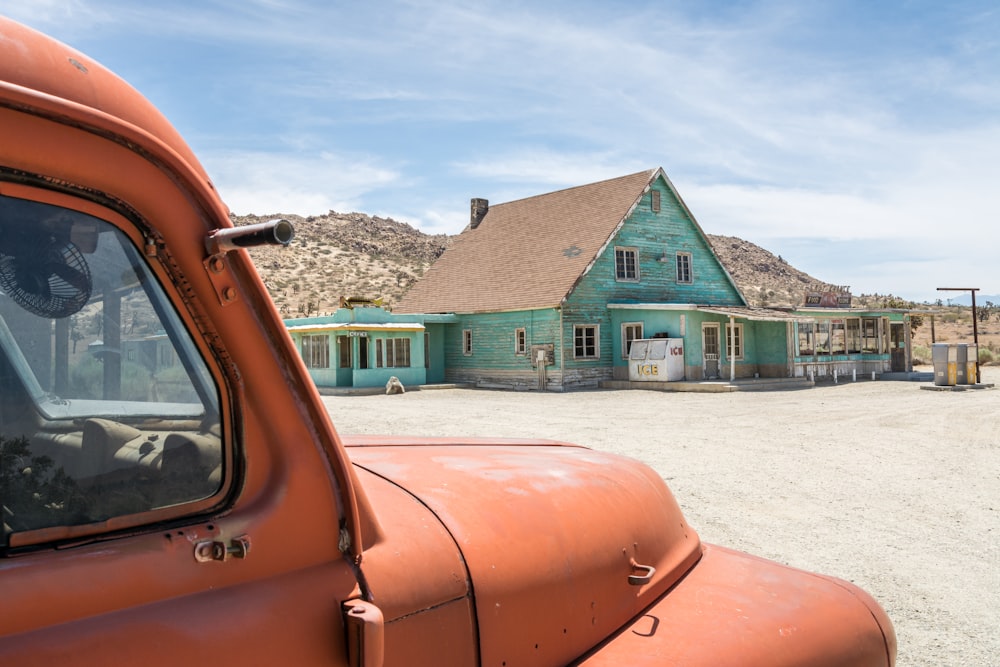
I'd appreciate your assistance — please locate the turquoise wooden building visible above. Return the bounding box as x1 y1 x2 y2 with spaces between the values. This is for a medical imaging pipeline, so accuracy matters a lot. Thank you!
391 168 912 390
285 305 456 391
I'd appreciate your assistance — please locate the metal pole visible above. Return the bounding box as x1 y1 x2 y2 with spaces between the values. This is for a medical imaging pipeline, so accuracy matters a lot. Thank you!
972 290 981 383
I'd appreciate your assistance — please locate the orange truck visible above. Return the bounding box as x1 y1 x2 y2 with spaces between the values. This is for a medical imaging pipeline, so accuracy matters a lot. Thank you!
0 16 895 666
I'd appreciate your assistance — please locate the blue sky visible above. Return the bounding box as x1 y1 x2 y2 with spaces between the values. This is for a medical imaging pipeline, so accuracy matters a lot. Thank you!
5 1 999 302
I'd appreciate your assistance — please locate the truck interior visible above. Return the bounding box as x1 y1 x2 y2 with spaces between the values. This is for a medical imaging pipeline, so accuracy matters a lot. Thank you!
0 191 223 549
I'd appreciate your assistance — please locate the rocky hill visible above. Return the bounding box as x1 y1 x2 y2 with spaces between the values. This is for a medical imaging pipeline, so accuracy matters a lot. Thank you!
705 234 823 308
232 211 451 317
233 212 883 315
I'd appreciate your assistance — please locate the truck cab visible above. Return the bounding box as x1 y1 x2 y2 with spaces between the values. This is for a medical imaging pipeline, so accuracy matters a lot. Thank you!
0 16 895 666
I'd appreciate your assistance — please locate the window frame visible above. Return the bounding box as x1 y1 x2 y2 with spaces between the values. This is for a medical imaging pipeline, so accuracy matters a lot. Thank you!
574 324 600 360
675 252 693 284
462 329 473 356
514 327 527 356
0 185 230 548
614 246 640 282
651 190 661 212
798 322 815 356
846 318 862 354
815 320 831 354
384 337 411 368
831 319 846 354
622 322 644 359
861 317 881 353
725 322 744 360
301 334 330 369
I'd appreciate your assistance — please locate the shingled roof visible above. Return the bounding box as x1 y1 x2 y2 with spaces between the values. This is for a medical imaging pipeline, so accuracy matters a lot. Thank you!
396 169 660 314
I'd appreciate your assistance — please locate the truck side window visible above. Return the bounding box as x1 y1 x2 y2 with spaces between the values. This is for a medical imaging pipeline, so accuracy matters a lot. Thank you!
0 193 222 548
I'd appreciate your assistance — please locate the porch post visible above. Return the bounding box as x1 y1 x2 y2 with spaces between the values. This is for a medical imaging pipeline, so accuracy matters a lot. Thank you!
729 315 736 383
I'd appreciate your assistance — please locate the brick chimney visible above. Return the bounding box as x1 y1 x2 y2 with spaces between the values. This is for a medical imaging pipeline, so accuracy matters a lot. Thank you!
470 198 489 229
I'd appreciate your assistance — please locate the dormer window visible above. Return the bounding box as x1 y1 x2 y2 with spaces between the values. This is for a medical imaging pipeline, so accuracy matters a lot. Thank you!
615 246 639 281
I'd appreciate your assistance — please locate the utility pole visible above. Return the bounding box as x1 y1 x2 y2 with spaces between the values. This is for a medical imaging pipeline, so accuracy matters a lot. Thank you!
937 287 980 383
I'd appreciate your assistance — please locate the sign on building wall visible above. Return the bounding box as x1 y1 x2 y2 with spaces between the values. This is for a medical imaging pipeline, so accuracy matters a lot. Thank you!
803 284 852 308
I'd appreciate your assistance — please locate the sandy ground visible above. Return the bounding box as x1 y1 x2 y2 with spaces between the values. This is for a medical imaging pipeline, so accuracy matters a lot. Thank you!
322 368 1000 667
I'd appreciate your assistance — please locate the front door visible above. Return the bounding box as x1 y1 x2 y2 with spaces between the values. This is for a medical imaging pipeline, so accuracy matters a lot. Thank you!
702 323 720 379
890 322 907 372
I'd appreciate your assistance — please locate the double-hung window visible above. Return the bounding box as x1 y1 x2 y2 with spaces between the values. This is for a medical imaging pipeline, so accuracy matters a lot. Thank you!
515 328 527 355
574 325 599 359
622 322 643 359
726 323 744 360
676 252 692 284
614 247 639 281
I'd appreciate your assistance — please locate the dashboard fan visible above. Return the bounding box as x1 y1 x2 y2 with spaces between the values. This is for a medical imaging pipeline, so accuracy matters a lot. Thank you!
0 239 92 318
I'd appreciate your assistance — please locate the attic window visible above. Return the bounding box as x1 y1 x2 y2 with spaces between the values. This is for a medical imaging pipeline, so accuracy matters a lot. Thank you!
615 247 639 281
651 190 661 212
676 252 692 284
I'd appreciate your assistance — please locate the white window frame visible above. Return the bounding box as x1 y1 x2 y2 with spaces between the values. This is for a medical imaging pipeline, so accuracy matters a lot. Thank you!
514 327 527 356
301 334 330 369
614 246 639 282
725 323 744 360
385 338 411 368
621 322 644 359
676 252 692 284
574 324 600 360
463 329 473 356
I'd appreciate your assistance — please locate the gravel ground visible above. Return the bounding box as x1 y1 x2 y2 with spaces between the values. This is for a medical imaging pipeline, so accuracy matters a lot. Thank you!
322 368 1000 667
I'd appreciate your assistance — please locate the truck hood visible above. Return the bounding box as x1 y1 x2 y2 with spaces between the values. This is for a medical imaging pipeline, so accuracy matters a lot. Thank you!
345 436 701 666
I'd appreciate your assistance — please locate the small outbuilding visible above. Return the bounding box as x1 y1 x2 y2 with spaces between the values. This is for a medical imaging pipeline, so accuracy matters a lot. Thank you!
285 302 457 391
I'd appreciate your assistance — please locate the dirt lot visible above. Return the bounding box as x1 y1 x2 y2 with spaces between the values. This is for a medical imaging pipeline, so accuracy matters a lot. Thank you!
322 369 999 667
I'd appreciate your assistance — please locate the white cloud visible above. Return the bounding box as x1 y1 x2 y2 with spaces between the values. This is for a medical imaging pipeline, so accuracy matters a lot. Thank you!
203 150 399 216
1 0 112 32
454 149 642 190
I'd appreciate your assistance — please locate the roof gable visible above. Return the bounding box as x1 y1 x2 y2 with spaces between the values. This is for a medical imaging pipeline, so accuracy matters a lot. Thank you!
397 170 656 313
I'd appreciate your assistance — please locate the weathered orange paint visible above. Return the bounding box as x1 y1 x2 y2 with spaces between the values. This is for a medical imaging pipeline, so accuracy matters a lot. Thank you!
0 15 895 666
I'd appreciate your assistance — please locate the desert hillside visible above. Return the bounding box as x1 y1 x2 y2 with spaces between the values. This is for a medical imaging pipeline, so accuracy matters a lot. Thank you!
232 211 998 362
233 211 450 317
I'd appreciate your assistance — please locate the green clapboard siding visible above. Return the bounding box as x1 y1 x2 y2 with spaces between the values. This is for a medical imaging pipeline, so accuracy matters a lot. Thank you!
562 177 745 381
445 310 562 377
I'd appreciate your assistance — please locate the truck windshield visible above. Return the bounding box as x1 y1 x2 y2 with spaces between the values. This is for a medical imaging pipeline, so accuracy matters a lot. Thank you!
0 193 222 546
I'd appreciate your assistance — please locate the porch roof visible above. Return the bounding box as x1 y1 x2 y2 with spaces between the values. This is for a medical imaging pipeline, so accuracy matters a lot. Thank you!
697 306 817 322
607 303 816 323
286 322 426 333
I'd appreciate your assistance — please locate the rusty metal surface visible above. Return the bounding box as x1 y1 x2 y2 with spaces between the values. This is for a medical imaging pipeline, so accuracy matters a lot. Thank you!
349 442 701 666
578 544 896 666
